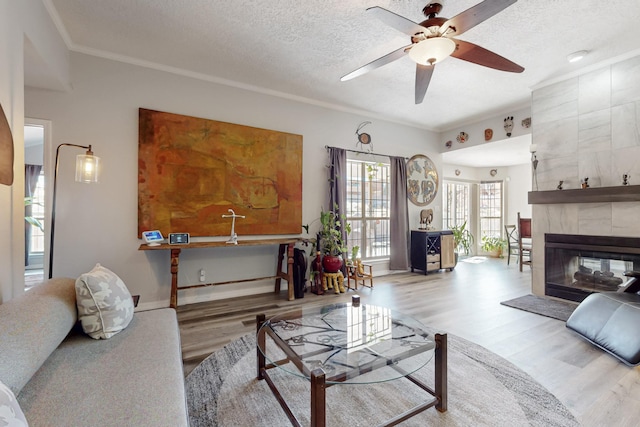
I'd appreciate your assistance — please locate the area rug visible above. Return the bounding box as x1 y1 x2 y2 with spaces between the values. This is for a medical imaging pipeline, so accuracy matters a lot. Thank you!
186 331 579 427
500 294 578 322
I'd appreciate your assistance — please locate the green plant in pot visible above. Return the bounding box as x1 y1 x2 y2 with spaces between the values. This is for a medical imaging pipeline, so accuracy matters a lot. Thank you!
25 196 43 232
481 235 506 258
449 221 474 257
318 208 349 273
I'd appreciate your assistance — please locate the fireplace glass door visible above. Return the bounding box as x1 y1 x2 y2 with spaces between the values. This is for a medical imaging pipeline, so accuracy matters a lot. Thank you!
545 234 640 302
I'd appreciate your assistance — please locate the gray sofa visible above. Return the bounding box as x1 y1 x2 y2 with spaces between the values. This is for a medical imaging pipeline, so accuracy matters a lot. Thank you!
0 277 189 426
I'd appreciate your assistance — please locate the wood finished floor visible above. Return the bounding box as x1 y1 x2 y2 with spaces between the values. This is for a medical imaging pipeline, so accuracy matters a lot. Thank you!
177 257 640 427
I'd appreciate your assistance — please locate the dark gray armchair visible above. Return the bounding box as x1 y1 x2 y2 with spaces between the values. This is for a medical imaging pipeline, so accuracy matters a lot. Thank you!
566 271 640 366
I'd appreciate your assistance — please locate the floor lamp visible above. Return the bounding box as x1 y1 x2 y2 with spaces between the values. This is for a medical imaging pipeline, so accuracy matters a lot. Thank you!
48 144 100 279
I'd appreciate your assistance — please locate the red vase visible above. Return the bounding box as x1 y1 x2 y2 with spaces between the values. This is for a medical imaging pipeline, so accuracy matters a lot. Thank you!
322 255 343 273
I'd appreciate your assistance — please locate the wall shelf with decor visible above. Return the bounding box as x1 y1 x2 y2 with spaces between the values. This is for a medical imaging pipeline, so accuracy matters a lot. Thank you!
528 185 640 204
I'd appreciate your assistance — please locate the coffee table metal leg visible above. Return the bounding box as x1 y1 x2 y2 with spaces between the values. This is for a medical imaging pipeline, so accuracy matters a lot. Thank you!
310 368 326 427
435 333 448 412
257 314 266 380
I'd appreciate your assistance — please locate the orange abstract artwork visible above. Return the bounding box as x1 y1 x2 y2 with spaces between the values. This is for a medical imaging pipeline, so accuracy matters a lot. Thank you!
138 109 302 237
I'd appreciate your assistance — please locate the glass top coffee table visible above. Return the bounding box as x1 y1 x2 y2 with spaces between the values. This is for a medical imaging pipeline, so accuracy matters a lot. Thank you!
256 300 447 426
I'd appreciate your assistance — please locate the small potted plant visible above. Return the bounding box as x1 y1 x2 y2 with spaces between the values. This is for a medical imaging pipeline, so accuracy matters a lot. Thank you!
481 236 506 258
449 221 474 259
318 208 349 273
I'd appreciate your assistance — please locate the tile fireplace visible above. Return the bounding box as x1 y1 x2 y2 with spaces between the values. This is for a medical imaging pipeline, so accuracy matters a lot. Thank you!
545 233 640 302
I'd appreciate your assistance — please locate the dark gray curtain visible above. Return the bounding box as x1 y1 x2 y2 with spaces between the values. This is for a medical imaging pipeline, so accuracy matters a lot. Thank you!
25 164 42 266
389 156 410 270
328 147 347 251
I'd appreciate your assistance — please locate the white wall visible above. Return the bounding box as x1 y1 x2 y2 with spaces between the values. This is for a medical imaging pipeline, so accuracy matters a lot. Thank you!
0 0 69 303
439 106 531 153
505 163 532 225
25 52 441 309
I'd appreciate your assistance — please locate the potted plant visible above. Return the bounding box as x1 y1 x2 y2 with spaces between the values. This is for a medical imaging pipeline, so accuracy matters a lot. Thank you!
25 196 43 232
318 208 349 273
449 221 474 257
481 236 506 258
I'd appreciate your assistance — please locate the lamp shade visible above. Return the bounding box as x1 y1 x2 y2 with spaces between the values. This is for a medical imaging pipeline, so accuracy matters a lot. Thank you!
409 37 456 66
75 152 100 183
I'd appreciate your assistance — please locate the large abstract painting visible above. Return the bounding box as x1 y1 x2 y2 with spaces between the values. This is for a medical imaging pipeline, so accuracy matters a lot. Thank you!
138 109 302 237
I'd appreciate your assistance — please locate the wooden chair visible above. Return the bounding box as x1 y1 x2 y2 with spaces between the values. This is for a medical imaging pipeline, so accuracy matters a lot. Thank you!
346 259 373 290
517 212 532 272
504 224 519 265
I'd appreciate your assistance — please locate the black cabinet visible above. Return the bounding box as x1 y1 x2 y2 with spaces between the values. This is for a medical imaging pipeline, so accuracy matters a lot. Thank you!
411 230 455 275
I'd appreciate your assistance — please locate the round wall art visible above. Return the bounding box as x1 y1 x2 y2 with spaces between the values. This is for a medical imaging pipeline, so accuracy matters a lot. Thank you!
406 154 438 206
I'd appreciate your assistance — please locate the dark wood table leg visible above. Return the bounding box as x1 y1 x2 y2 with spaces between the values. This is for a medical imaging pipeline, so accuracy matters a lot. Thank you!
257 314 266 380
275 244 285 295
169 248 181 309
275 243 296 301
310 368 326 427
435 333 448 412
286 242 295 301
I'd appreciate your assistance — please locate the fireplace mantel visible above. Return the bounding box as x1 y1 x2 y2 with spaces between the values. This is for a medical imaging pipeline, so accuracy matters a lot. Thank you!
528 185 640 204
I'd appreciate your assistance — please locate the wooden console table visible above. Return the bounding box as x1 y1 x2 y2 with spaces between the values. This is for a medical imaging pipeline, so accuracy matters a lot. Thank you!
139 238 300 308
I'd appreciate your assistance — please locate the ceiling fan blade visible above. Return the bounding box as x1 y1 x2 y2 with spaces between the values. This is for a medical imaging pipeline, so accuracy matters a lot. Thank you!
415 64 435 104
451 39 524 73
366 6 426 36
341 45 412 81
440 0 517 36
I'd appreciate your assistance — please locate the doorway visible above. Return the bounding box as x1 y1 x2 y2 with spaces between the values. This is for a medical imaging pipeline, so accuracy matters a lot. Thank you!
24 119 50 290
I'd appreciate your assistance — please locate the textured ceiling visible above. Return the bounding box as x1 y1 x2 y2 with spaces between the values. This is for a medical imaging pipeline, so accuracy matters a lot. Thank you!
42 0 640 132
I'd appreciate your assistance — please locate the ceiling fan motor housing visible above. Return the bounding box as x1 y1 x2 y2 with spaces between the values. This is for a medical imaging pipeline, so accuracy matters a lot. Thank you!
423 3 443 18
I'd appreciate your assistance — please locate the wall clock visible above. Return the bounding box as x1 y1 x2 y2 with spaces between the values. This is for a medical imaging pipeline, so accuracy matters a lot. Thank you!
406 154 438 207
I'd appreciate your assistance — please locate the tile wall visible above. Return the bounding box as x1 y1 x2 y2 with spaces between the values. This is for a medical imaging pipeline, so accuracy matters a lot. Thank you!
530 54 640 296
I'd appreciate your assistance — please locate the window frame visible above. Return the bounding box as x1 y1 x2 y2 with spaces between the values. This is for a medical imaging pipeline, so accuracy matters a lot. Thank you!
443 180 471 230
478 180 503 240
345 158 391 260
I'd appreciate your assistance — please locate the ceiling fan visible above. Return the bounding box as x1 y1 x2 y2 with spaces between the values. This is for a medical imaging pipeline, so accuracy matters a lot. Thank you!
341 0 525 104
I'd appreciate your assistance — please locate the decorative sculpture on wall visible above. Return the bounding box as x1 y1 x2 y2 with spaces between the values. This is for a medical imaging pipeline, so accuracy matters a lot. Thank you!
407 154 438 206
456 132 469 143
484 129 493 141
521 117 531 128
356 121 372 150
504 116 514 137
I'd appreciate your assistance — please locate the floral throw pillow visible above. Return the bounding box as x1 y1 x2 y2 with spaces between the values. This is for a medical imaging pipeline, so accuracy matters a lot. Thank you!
0 380 28 427
75 264 134 339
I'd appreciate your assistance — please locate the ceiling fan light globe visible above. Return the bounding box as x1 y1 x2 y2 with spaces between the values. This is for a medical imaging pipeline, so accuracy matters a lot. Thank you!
409 37 455 65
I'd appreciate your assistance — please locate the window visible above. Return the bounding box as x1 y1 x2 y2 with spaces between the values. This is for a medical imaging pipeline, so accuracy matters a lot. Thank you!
345 159 390 259
443 181 470 229
29 171 46 253
479 181 502 239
